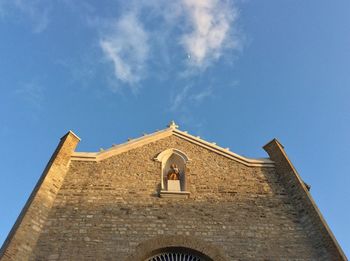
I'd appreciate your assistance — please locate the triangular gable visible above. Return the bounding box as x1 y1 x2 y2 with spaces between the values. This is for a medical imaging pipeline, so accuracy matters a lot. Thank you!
71 123 274 168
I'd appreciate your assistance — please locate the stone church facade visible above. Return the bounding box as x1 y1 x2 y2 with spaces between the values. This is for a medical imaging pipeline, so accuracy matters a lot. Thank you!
0 122 347 260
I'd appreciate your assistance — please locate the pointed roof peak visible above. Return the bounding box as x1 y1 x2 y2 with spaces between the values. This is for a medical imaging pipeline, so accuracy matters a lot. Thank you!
167 120 179 129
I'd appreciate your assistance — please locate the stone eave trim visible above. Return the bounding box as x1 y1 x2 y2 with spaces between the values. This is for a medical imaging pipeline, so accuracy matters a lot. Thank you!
71 128 275 168
172 129 274 167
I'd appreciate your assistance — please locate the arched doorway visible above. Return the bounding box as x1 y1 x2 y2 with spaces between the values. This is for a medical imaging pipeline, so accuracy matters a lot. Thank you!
125 235 229 261
145 247 212 261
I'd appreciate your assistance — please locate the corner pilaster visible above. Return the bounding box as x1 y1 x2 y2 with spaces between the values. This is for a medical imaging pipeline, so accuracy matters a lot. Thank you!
0 131 80 261
263 139 347 261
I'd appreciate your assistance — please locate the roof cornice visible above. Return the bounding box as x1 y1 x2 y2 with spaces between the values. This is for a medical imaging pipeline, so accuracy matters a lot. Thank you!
71 126 274 168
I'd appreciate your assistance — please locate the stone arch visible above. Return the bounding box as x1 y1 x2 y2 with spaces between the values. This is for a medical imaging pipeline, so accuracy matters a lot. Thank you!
125 235 229 261
155 148 190 163
154 149 190 191
145 247 212 261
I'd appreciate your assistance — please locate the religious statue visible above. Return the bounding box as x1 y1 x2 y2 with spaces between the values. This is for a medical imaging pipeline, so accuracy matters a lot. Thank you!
167 164 180 180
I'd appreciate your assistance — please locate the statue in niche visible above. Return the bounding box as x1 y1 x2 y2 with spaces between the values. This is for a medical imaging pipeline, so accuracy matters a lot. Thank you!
167 164 180 180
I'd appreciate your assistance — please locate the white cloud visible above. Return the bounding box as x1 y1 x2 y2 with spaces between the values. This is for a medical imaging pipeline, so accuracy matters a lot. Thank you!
180 0 239 67
100 13 149 87
95 0 241 89
170 85 191 111
192 86 212 102
170 85 213 111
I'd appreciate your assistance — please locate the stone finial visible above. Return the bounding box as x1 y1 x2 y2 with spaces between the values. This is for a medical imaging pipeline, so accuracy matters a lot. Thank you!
168 120 179 129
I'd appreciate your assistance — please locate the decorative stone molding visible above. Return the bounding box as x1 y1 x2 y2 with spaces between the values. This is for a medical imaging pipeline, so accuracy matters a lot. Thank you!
159 190 190 199
125 235 229 261
154 148 191 163
71 126 275 168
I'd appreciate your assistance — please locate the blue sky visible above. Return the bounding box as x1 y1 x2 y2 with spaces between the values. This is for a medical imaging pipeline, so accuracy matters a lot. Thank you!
0 0 349 256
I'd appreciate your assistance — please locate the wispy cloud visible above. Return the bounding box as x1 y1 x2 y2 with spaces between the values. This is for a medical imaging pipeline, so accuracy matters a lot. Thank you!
95 0 241 89
180 0 239 68
170 85 191 111
14 82 44 109
0 0 51 33
192 86 213 102
170 85 213 111
100 13 149 88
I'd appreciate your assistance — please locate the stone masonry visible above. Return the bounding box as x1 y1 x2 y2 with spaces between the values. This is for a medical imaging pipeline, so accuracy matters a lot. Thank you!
0 124 347 261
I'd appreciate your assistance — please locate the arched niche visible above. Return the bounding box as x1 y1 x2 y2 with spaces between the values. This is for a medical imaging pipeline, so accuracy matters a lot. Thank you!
154 149 190 197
